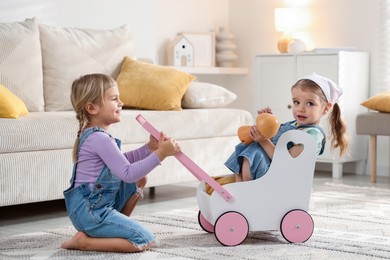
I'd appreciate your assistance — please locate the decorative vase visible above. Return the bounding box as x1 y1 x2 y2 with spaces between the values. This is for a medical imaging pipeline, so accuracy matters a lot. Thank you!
215 27 238 67
288 39 306 53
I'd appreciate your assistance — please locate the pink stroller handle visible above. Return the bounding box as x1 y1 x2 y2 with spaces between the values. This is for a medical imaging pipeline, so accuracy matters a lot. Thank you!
136 114 233 202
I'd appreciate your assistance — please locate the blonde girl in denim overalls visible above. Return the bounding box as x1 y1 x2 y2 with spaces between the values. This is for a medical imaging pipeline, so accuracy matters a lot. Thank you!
61 74 181 253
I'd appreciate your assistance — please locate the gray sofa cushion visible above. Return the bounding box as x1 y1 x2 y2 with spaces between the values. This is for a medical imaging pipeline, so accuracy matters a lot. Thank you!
356 112 390 135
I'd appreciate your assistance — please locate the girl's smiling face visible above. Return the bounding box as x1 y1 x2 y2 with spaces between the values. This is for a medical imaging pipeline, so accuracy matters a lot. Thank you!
98 85 123 128
291 86 330 126
86 84 123 130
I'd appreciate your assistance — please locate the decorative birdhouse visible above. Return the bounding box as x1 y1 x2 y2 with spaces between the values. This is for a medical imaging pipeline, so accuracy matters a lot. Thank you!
166 35 194 67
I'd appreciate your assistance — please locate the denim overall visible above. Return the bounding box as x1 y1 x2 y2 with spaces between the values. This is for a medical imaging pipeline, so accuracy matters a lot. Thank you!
225 120 325 180
63 127 155 248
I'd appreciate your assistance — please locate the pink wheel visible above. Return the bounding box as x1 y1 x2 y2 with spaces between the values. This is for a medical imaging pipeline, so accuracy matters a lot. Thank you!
198 211 214 233
280 209 314 243
214 211 249 246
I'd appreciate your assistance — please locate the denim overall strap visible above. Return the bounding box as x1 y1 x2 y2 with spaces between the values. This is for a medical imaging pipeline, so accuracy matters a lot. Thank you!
270 120 297 144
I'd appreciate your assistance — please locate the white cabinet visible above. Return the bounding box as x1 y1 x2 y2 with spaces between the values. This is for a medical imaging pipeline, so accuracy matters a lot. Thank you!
254 52 370 178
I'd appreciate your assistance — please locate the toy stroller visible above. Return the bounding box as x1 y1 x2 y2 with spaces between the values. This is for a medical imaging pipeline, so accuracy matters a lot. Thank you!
136 114 317 246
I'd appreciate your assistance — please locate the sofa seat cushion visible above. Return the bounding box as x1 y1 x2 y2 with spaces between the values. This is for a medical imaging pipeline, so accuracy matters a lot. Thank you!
0 109 253 153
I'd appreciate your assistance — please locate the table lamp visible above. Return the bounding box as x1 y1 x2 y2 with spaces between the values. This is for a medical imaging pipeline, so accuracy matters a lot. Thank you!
274 8 304 53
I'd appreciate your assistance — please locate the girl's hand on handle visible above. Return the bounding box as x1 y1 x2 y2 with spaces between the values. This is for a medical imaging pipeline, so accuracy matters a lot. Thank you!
154 132 181 161
147 134 159 152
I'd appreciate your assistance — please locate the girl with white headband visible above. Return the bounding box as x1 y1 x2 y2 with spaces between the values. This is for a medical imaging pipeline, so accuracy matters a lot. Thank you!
225 73 348 182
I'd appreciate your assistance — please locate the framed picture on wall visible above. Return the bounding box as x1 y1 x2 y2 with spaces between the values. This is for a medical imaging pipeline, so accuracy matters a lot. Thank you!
181 32 215 67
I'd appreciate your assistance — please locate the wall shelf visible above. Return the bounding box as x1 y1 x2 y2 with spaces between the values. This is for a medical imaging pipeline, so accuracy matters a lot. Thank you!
171 66 249 75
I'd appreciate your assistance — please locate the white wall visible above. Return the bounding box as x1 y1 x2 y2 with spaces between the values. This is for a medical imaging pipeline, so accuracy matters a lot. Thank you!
0 0 228 62
0 0 156 59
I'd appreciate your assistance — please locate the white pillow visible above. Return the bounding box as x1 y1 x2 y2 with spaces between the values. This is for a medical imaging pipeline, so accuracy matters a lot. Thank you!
182 82 237 108
0 18 44 112
40 23 136 111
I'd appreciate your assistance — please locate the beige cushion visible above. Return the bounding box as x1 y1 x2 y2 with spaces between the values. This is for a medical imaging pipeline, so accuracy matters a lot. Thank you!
361 91 390 113
0 84 29 118
117 57 195 110
40 23 135 111
182 82 237 108
0 18 44 112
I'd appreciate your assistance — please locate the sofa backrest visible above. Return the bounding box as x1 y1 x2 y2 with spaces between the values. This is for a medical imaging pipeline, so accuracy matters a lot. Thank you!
0 18 44 112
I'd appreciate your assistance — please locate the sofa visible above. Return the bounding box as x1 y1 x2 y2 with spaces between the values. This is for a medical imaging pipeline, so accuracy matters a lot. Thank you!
0 18 253 207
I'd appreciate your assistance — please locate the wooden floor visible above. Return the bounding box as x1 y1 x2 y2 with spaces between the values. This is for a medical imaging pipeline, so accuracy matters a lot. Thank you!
0 171 389 238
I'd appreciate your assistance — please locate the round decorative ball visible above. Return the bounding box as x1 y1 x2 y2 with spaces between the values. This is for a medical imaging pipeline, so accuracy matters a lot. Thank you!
256 113 280 139
288 39 306 54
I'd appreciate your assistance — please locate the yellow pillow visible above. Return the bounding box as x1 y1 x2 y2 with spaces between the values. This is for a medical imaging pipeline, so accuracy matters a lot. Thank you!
117 57 196 110
361 91 390 113
0 84 29 118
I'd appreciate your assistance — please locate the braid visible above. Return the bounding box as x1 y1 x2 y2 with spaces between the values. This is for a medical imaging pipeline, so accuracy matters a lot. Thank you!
72 111 88 162
76 112 87 137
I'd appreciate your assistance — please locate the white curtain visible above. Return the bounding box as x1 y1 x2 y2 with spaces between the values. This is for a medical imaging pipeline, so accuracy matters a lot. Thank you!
376 0 390 91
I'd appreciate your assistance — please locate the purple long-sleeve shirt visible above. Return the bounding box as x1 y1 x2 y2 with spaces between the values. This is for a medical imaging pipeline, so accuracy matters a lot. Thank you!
74 130 161 188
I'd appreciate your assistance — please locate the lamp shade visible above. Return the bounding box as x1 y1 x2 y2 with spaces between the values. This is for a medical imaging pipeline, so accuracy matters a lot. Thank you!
274 8 305 33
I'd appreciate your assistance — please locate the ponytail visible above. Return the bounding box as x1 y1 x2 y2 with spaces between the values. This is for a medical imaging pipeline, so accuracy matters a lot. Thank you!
328 103 349 156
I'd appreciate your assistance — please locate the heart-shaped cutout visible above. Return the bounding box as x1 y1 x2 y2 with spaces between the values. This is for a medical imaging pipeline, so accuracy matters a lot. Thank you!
287 143 304 158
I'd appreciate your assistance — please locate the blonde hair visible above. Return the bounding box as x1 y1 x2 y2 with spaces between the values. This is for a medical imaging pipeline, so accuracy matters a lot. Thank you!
292 79 349 156
70 74 116 162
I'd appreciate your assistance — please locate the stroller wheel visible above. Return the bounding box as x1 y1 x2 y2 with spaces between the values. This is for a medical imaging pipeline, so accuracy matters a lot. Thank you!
280 209 314 243
198 211 214 233
214 211 249 246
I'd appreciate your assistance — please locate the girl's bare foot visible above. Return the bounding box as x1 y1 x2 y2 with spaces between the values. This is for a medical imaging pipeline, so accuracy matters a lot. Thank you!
61 231 88 250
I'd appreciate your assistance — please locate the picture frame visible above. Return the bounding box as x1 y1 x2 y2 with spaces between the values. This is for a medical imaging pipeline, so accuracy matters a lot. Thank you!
181 32 215 67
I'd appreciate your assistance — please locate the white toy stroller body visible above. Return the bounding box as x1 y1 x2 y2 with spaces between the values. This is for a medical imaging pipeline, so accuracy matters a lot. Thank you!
136 115 317 246
197 129 317 245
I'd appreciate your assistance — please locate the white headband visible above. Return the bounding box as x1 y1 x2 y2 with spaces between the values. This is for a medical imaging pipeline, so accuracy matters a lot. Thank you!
302 73 343 104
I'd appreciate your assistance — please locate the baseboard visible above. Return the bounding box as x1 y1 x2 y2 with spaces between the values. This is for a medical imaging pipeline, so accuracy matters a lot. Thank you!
315 161 389 176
